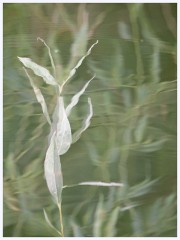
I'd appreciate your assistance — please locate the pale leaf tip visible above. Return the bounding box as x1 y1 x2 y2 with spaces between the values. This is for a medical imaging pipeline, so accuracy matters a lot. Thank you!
37 37 44 42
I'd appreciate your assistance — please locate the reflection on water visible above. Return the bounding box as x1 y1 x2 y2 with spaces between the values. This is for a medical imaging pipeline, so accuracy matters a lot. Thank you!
3 3 176 237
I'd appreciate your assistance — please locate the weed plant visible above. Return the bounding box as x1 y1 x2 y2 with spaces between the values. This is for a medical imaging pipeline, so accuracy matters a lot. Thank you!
18 38 125 236
4 3 176 237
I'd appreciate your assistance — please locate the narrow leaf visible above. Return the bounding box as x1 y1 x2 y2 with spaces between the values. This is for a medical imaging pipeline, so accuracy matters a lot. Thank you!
37 37 56 78
106 207 120 236
66 75 95 116
70 219 84 237
43 209 62 236
49 97 72 155
134 116 148 143
60 40 98 92
71 21 88 57
18 57 57 86
63 181 124 188
93 195 104 237
137 139 167 153
44 132 63 204
23 67 51 125
78 181 124 187
72 97 93 143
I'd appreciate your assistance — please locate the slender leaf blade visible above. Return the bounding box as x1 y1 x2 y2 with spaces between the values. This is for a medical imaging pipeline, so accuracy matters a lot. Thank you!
72 97 93 143
105 207 120 236
43 209 62 236
93 195 104 237
66 75 95 116
18 57 57 86
78 181 124 187
44 132 63 204
63 181 124 188
60 40 98 92
23 67 51 125
37 37 56 78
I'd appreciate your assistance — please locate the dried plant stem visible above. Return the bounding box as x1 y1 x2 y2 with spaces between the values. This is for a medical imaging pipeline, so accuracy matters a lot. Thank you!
58 203 64 237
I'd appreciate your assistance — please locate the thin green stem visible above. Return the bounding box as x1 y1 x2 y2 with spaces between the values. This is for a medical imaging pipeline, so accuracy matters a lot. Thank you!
128 4 144 84
58 203 64 237
119 149 129 185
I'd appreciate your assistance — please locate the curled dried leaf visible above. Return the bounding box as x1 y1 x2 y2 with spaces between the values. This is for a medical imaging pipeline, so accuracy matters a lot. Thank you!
60 40 98 92
66 75 95 117
18 57 57 86
72 97 93 143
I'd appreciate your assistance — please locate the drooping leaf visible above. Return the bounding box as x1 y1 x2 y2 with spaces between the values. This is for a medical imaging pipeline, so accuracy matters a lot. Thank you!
66 75 95 116
44 132 63 204
60 40 98 92
72 97 93 143
43 209 61 236
23 67 51 125
63 181 124 188
18 57 57 86
49 97 72 155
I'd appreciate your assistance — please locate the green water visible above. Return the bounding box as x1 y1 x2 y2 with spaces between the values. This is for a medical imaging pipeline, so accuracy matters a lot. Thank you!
3 3 177 237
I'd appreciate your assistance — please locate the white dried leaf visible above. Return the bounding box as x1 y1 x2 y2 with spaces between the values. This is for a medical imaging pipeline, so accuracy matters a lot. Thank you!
44 132 63 204
78 181 124 187
18 57 57 86
49 97 72 155
23 67 51 125
75 40 98 69
72 97 93 143
37 37 56 78
60 40 98 92
63 181 124 188
66 75 95 117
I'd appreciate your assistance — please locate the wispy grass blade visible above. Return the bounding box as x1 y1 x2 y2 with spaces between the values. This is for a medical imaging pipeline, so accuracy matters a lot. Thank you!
18 57 57 86
60 40 98 92
72 97 93 143
93 195 104 237
66 75 95 117
105 207 120 236
44 132 63 204
43 209 62 236
37 37 56 78
23 67 51 125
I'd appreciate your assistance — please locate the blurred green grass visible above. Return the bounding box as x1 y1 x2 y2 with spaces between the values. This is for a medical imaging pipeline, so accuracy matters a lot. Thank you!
3 3 177 237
